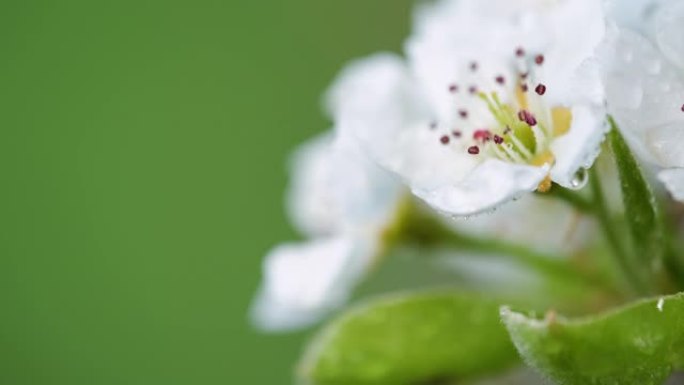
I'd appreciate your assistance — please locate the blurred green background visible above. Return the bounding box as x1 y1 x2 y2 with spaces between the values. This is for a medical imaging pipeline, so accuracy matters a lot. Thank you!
0 1 415 384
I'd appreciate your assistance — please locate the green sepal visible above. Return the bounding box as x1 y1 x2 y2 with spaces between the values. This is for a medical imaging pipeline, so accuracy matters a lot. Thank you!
502 292 684 385
299 291 519 385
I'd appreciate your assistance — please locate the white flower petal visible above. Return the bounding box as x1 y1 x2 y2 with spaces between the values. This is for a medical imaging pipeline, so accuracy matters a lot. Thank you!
655 0 684 70
413 159 548 216
329 0 608 217
328 53 481 197
603 0 664 34
646 122 684 168
409 0 606 108
250 236 376 331
448 194 594 254
287 133 344 237
550 105 608 187
287 131 405 237
658 168 684 202
600 27 684 168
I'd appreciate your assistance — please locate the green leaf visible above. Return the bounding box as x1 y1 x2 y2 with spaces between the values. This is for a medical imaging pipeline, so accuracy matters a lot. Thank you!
608 119 664 283
299 291 519 385
501 292 684 385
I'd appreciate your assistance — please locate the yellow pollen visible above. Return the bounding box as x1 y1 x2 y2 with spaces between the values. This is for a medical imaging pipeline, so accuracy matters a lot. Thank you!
537 175 552 193
531 150 555 193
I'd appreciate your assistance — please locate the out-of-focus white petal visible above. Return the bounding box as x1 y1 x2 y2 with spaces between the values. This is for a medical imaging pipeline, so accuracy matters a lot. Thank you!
327 53 430 140
250 236 377 331
550 105 607 187
658 168 684 202
413 159 548 216
448 194 593 254
287 133 344 237
287 131 405 237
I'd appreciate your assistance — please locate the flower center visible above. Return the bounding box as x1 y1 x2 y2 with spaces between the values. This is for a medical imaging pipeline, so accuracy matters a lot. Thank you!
432 47 574 173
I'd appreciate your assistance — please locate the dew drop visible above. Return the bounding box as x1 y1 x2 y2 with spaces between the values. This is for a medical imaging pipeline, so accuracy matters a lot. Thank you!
569 168 588 189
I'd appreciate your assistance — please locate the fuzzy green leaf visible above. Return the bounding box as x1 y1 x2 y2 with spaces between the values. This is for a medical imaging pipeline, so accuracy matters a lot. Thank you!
502 292 684 385
299 291 519 385
608 120 664 277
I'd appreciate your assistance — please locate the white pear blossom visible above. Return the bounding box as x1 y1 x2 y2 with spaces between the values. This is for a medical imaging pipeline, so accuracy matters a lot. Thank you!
250 132 405 331
449 194 594 255
601 0 684 201
328 0 608 216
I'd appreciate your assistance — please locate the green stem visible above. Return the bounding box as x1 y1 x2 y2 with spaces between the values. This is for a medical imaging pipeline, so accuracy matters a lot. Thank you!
588 166 648 295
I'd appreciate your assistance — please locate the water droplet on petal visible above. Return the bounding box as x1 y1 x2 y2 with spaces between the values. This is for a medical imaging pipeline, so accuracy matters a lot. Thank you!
569 168 588 189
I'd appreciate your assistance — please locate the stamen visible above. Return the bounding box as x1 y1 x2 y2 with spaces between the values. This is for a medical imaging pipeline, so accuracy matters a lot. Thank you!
440 135 450 145
493 135 504 144
468 145 480 155
535 83 547 95
459 109 469 118
518 109 537 126
495 75 505 85
449 84 459 93
681 103 684 112
515 47 525 57
535 54 545 65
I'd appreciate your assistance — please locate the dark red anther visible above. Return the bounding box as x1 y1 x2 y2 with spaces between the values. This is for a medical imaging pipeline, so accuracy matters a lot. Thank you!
467 145 480 155
493 134 504 144
452 130 462 138
681 103 684 112
535 83 547 95
459 109 468 118
515 47 525 57
518 109 537 126
449 84 459 93
495 75 505 85
440 135 450 145
473 129 492 142
535 54 545 65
